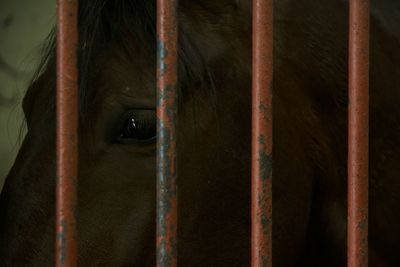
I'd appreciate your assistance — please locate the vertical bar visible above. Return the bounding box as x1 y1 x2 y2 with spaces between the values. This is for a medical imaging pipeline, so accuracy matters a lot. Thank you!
348 0 370 266
56 0 79 267
252 0 273 266
156 0 178 266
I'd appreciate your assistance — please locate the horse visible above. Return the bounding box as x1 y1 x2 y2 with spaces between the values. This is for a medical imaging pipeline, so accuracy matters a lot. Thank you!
1 0 399 266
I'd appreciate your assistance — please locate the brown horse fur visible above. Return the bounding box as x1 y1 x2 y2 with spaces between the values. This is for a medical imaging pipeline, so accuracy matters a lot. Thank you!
1 0 399 266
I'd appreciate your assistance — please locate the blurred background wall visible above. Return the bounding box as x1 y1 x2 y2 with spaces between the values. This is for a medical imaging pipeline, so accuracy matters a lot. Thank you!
0 0 55 190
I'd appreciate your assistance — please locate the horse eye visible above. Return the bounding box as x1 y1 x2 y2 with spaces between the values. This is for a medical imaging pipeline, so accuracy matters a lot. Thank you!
117 110 156 144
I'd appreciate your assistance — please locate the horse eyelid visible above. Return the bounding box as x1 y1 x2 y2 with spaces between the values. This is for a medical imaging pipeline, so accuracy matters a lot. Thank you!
109 109 156 145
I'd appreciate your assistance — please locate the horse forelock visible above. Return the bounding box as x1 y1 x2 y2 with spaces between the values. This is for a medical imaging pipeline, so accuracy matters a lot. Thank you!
26 0 250 131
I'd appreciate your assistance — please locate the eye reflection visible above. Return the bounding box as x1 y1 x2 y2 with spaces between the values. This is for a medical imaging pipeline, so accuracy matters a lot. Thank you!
117 110 156 143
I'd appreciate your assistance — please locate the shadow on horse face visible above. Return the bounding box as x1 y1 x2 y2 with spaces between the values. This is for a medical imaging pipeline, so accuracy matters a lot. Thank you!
1 0 400 266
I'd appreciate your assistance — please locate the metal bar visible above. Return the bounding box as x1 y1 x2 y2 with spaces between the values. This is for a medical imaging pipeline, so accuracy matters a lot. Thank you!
156 0 179 266
348 0 370 266
251 0 273 266
56 0 79 266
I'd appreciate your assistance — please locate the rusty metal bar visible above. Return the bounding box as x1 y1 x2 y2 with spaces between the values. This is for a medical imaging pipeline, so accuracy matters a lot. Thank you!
56 0 79 266
348 0 370 266
251 0 273 266
156 0 179 266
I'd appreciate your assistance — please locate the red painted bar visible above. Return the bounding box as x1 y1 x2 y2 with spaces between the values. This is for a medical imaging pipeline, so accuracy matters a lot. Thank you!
156 0 178 266
251 0 273 266
348 0 370 266
56 0 79 266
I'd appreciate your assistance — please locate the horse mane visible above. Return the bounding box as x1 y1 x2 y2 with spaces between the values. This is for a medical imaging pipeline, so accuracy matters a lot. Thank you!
30 0 241 122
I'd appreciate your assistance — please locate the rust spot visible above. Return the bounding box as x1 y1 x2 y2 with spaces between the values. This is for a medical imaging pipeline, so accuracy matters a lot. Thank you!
251 0 273 266
156 0 179 266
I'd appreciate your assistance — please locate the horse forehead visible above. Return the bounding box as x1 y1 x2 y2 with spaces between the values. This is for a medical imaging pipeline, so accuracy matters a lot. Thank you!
371 0 400 40
96 46 156 103
99 79 156 108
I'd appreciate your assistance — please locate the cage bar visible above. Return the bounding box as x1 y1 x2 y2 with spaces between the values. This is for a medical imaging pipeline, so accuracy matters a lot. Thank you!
251 0 274 266
156 0 179 266
348 0 370 266
56 0 79 267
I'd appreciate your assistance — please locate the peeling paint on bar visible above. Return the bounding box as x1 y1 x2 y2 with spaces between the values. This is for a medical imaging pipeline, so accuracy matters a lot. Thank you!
156 0 179 267
348 0 370 266
56 0 79 267
252 0 273 266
